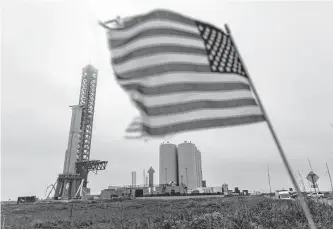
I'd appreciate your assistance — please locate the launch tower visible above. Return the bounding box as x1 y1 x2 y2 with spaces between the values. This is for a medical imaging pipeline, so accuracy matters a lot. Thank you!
53 65 108 199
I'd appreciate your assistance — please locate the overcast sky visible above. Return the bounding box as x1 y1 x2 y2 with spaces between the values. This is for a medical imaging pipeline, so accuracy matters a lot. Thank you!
2 0 333 200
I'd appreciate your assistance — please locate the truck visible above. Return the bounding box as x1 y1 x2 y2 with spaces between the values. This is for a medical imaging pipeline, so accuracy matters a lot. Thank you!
308 192 325 198
276 190 293 200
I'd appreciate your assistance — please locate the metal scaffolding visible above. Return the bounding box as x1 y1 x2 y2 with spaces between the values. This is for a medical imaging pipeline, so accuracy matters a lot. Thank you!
53 65 108 199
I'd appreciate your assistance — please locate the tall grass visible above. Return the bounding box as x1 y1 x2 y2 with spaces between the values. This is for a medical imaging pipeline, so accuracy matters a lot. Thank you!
2 197 333 229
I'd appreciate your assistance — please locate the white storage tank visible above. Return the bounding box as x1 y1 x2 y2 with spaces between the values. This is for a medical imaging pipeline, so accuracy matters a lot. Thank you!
196 150 203 188
177 141 202 190
159 142 178 185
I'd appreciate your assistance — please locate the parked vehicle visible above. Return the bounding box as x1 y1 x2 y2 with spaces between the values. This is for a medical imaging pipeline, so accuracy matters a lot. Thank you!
308 192 324 198
277 191 293 200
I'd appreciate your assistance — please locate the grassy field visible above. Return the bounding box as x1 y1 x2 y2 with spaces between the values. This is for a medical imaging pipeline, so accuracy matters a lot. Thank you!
1 196 333 229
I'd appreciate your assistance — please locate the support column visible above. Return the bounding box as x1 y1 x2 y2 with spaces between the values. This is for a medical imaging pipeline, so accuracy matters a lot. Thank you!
71 180 77 199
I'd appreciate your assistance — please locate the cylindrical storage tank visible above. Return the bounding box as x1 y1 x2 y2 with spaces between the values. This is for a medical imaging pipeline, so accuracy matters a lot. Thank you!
196 150 203 188
178 141 201 190
159 142 178 185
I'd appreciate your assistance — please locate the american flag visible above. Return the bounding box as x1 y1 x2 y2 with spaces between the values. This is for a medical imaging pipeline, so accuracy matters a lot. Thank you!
105 9 265 137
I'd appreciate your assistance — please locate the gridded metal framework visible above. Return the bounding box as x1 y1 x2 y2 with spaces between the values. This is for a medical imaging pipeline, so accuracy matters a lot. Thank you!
77 65 98 161
76 160 108 174
76 159 108 188
75 65 108 188
54 65 107 199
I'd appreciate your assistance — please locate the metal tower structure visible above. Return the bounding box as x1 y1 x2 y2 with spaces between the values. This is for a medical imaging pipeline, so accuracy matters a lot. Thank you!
53 65 108 199
77 65 97 162
75 65 107 188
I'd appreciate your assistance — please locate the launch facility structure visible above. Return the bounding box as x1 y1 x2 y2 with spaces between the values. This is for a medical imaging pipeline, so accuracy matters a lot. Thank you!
40 65 238 200
159 141 203 190
52 65 108 200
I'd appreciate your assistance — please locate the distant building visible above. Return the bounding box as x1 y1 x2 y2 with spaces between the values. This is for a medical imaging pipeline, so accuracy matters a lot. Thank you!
100 184 187 199
108 185 122 190
178 141 202 190
153 185 186 195
202 180 207 187
159 142 178 185
196 187 213 194
212 186 222 193
222 183 228 193
252 191 263 195
131 171 136 186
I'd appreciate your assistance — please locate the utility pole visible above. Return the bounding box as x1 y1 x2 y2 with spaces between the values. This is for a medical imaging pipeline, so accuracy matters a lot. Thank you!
268 165 272 196
326 163 333 194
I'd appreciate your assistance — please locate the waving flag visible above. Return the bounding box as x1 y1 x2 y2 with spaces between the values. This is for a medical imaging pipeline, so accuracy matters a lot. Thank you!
105 9 265 137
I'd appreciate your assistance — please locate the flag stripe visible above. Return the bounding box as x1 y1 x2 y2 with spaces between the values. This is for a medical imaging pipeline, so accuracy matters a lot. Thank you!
135 98 258 116
113 45 206 64
129 90 255 107
109 20 199 40
124 116 144 139
118 72 250 87
125 121 142 129
120 9 196 30
123 115 147 140
110 28 201 48
110 37 204 59
140 106 263 127
141 115 265 136
113 53 209 74
124 131 145 139
126 126 142 132
117 63 211 79
123 82 250 95
124 136 144 139
124 135 143 139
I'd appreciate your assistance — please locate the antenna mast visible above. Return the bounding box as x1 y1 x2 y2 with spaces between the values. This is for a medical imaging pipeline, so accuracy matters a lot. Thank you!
268 165 272 196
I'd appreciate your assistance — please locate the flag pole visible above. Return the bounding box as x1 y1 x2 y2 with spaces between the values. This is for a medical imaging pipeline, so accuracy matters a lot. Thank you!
326 163 333 195
224 24 316 229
